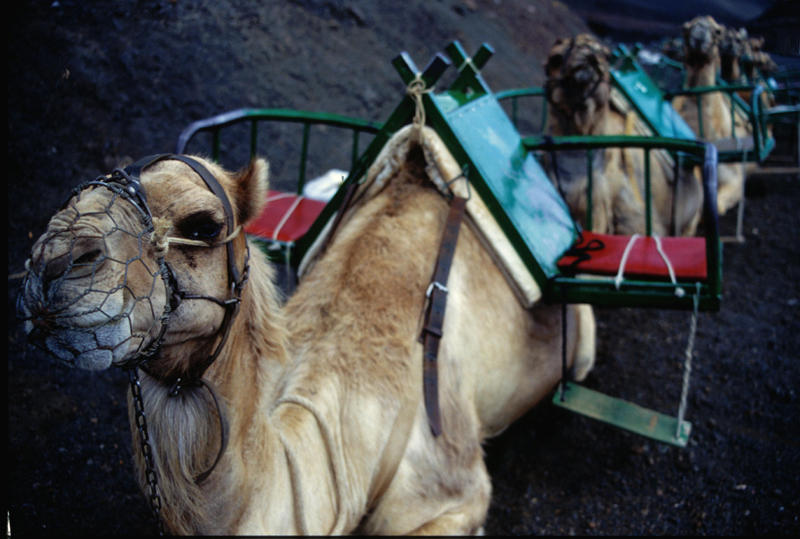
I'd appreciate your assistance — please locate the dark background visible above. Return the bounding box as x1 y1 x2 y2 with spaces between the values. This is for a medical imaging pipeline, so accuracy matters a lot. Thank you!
8 0 799 535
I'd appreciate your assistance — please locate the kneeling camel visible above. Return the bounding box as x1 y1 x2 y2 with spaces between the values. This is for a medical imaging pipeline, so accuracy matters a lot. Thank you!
18 128 596 534
672 15 751 215
543 34 703 237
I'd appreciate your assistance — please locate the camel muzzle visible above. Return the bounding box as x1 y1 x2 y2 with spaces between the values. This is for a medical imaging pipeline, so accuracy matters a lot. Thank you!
18 154 249 382
17 169 173 370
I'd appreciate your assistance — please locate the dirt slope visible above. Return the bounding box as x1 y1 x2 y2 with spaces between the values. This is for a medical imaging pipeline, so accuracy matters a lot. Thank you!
7 0 799 535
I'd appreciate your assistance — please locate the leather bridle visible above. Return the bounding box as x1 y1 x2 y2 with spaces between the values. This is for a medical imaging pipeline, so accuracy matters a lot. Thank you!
97 153 250 388
93 154 249 497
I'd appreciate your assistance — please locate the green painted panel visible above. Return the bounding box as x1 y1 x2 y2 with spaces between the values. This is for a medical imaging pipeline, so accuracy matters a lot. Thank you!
436 94 577 278
553 381 691 447
611 65 696 141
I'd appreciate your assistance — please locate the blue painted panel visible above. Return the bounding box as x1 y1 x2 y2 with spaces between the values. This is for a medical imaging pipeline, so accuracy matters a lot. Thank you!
436 94 577 278
611 65 696 140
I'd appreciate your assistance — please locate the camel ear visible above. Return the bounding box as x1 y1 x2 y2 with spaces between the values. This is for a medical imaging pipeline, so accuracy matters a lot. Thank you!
233 158 270 226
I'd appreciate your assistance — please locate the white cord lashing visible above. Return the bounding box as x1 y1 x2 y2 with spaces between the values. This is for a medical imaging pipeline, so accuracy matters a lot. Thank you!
614 233 686 297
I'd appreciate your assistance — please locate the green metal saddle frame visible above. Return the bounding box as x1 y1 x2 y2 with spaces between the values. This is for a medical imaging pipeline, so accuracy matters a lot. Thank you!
611 44 776 164
175 42 723 447
413 42 719 447
426 42 722 312
341 42 718 446
433 42 720 446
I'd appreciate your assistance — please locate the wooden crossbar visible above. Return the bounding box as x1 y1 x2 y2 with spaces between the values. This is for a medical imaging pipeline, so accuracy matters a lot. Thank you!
553 382 692 447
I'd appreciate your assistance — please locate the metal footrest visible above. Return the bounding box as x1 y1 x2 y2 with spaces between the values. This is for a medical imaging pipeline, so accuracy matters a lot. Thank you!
552 381 691 447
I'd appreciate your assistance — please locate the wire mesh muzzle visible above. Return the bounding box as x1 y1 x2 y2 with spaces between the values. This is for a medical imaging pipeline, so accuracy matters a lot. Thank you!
19 178 175 370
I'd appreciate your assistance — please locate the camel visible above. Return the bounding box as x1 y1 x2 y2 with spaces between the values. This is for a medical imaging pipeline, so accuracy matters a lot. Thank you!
672 15 751 215
741 34 778 83
18 125 596 534
543 34 704 237
719 26 749 85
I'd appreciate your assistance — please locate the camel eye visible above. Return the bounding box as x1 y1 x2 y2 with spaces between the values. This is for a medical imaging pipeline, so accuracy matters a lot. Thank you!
177 212 223 242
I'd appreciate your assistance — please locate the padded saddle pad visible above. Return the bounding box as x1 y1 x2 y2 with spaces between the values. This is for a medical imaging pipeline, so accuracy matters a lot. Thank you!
245 190 326 243
557 231 708 281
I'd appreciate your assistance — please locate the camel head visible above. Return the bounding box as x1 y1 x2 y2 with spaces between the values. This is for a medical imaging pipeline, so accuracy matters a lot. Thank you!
18 155 269 382
719 26 748 82
744 35 778 77
661 36 685 64
682 15 723 68
544 34 612 135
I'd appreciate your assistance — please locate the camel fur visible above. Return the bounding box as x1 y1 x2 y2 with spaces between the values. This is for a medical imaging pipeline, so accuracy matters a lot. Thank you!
672 15 751 215
719 25 749 85
19 128 596 534
543 34 703 237
741 34 778 83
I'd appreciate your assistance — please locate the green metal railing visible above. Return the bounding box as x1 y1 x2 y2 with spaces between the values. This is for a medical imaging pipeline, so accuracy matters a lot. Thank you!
494 87 548 134
611 44 776 164
663 83 775 163
175 108 383 194
523 134 722 310
526 134 694 235
174 108 384 266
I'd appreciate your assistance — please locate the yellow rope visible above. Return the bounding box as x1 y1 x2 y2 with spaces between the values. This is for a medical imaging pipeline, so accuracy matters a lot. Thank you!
151 216 243 256
406 74 430 139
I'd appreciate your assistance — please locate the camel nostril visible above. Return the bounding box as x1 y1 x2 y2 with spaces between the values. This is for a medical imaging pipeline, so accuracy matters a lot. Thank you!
73 248 103 267
41 239 106 290
42 251 73 284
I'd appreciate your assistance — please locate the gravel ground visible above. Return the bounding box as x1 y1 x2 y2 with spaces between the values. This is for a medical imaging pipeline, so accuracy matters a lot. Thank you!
8 0 799 535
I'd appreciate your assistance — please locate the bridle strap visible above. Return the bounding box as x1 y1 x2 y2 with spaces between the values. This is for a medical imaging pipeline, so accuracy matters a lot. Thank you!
122 154 249 383
419 194 467 437
124 154 243 288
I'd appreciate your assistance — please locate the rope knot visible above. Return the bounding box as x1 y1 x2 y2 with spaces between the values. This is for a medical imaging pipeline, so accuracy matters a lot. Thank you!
150 218 243 255
151 217 173 258
406 75 431 138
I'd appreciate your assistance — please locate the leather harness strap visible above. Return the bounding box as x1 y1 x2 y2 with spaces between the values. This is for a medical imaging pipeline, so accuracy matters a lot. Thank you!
118 154 249 386
115 154 242 486
420 194 468 437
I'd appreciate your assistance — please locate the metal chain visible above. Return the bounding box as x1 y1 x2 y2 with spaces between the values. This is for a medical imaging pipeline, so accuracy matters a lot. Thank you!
128 367 166 536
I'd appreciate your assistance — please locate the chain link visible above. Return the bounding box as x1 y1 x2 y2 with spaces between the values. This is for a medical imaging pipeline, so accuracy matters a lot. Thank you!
128 368 166 536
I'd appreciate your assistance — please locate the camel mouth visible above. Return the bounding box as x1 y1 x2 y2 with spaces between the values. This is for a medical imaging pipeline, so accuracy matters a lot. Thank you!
17 176 175 371
546 56 607 113
21 312 135 371
18 269 152 371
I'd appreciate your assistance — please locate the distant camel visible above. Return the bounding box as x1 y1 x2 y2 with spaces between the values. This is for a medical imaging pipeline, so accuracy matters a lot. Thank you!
719 25 749 84
672 15 750 215
543 34 703 237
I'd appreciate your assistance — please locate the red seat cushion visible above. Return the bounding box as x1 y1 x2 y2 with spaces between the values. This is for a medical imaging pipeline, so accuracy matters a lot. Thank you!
244 190 326 243
557 231 708 281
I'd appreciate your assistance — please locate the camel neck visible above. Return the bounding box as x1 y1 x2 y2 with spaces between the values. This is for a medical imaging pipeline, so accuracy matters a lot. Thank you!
685 61 717 88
